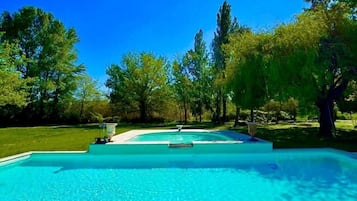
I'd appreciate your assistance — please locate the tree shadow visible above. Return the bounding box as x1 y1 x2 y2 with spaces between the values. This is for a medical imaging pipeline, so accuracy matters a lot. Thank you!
234 126 357 151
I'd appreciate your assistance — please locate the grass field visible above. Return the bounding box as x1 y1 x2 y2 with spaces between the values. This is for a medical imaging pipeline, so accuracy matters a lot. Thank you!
231 121 357 152
0 121 356 158
0 125 133 158
0 123 179 158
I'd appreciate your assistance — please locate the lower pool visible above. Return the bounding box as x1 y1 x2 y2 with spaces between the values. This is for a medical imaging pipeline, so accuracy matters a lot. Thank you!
0 149 356 201
127 131 234 143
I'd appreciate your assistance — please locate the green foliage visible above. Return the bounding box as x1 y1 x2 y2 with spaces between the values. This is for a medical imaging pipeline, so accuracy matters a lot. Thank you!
0 7 84 122
172 59 192 123
264 100 281 115
171 30 214 123
212 0 247 122
338 80 357 112
0 40 30 106
182 30 212 121
224 31 269 111
309 1 357 137
263 98 299 121
283 98 299 119
225 11 326 108
267 11 327 104
212 1 234 72
106 52 170 122
73 74 104 122
224 1 356 137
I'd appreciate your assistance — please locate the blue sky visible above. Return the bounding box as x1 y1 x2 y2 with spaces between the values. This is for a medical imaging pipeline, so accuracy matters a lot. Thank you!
1 0 309 83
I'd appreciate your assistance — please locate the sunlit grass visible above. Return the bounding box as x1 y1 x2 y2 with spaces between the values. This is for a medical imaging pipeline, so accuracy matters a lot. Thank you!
0 123 186 158
0 125 133 158
335 120 356 130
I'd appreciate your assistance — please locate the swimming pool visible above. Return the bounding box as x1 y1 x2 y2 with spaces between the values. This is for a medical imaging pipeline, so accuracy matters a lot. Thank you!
128 131 234 143
1 149 356 201
99 130 272 154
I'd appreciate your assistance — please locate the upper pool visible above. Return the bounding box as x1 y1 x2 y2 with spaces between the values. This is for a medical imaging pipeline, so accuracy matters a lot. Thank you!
97 130 272 154
127 131 234 143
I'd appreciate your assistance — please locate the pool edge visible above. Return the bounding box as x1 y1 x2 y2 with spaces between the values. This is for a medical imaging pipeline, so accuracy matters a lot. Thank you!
0 151 87 167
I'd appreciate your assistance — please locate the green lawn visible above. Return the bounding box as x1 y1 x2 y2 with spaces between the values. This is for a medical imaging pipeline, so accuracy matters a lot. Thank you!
0 125 133 158
231 120 357 151
0 121 356 158
0 123 179 158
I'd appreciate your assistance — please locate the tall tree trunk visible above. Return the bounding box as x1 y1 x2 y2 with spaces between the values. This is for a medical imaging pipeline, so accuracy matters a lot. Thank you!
79 100 84 122
52 90 60 122
250 108 254 122
199 100 202 123
317 98 334 138
316 79 348 138
214 90 221 123
222 95 227 122
139 100 147 122
39 95 45 121
183 101 187 124
179 108 182 124
234 106 240 127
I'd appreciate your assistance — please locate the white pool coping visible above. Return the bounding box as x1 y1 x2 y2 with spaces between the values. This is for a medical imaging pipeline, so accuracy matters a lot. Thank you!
0 151 86 166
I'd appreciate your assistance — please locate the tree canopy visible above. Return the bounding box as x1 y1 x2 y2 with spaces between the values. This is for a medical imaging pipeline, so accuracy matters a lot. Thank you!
106 52 170 122
0 7 84 122
212 0 243 122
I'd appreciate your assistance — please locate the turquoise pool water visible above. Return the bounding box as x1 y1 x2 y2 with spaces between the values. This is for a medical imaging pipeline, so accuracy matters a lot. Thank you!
0 149 357 201
128 131 234 143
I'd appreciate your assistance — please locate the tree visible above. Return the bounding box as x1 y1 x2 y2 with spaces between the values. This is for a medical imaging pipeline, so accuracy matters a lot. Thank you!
172 60 192 123
262 7 341 135
182 30 211 122
0 7 84 122
225 1 357 137
224 31 269 122
212 1 247 123
106 52 170 122
74 74 103 122
303 0 357 131
212 1 250 123
304 1 357 137
212 1 232 123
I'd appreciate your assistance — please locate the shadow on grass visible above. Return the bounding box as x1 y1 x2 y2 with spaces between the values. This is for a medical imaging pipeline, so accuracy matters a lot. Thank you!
231 126 357 152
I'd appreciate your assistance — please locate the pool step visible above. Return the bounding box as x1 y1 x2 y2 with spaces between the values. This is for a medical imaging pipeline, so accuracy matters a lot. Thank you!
168 143 194 148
